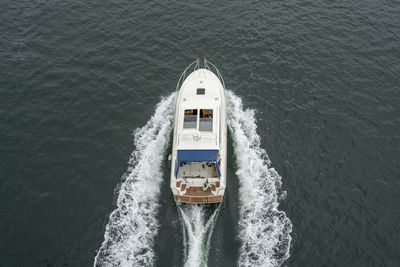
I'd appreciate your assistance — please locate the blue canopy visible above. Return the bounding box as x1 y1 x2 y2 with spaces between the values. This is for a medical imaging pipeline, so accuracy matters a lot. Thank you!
178 150 218 162
175 149 221 177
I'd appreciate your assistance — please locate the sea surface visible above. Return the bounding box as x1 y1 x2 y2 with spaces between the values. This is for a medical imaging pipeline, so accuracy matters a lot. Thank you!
1 0 400 266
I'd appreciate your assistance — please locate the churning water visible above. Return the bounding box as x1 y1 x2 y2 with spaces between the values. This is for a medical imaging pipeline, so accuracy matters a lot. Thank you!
227 91 292 266
94 93 176 266
94 91 292 266
178 205 221 267
2 0 400 266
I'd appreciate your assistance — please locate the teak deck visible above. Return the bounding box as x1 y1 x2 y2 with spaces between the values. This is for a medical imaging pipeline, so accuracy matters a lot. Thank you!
184 186 212 196
174 186 223 204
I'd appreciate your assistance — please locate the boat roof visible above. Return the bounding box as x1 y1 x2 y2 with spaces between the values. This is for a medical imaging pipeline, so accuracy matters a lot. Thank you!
176 68 224 150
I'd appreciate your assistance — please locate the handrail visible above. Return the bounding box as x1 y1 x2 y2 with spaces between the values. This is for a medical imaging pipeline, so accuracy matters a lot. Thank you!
203 59 226 90
175 59 200 91
175 58 226 91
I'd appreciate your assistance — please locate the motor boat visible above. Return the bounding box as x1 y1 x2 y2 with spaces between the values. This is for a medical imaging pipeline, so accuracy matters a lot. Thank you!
169 59 227 204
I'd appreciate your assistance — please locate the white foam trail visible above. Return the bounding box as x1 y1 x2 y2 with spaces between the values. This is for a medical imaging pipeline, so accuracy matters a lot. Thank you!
178 205 221 267
226 90 293 267
94 93 176 267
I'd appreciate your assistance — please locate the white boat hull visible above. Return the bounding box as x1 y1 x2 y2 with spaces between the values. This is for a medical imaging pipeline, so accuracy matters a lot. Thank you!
170 61 227 204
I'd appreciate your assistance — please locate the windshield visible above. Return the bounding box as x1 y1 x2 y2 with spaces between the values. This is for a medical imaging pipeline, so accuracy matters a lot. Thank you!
199 109 213 131
183 109 197 129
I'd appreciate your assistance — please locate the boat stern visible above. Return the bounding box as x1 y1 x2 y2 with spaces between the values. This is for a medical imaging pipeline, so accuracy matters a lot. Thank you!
172 178 225 204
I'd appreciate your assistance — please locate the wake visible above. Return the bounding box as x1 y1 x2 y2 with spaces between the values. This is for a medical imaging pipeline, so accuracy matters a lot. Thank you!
178 205 221 267
94 90 292 267
226 90 293 266
94 93 176 267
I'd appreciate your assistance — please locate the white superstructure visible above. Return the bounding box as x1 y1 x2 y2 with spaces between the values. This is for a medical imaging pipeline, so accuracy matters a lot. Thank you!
170 60 227 204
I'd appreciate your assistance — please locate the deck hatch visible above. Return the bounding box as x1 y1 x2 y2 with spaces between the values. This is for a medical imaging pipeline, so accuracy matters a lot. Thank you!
196 88 205 95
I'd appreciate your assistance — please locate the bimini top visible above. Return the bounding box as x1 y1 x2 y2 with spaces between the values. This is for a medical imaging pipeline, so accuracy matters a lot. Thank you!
178 149 218 162
175 149 221 177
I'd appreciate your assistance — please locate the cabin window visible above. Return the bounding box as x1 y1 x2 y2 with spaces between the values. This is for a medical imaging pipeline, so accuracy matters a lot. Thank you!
199 109 213 131
183 109 197 129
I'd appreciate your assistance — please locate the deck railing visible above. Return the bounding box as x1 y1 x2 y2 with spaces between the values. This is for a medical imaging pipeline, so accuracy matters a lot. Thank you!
175 58 226 91
203 59 226 90
175 59 200 91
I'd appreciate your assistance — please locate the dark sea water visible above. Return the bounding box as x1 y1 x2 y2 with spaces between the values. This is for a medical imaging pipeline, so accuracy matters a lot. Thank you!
1 0 400 266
